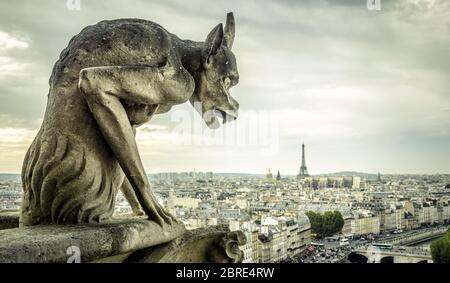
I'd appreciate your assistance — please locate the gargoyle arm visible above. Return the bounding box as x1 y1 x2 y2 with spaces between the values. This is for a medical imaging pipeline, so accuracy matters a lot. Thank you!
78 64 194 227
120 177 143 216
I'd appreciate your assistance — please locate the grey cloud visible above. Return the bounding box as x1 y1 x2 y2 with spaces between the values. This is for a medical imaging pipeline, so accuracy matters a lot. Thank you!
0 0 449 173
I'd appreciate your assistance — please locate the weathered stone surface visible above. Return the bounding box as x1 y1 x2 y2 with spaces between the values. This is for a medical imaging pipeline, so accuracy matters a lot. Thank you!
0 210 20 230
0 218 185 263
20 12 240 229
127 226 246 263
94 226 246 263
0 211 246 263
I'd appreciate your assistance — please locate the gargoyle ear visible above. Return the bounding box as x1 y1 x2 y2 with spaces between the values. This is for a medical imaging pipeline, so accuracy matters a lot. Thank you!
203 23 223 66
223 12 235 49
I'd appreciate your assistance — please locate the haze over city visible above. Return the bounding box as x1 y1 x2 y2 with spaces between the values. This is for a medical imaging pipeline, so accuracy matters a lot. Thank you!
0 0 449 175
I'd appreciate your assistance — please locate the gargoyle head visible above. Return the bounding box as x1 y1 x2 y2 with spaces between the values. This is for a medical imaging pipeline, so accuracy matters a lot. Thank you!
189 12 240 129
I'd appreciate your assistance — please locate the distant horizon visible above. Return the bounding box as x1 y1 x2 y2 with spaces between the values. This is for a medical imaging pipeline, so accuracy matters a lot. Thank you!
1 170 449 176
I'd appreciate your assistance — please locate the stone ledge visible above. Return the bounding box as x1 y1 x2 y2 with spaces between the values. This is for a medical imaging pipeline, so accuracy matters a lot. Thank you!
0 218 185 263
0 210 19 230
96 225 246 263
0 211 246 263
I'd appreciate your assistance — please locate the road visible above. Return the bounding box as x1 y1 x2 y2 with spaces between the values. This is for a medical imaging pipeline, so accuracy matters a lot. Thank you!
298 238 369 263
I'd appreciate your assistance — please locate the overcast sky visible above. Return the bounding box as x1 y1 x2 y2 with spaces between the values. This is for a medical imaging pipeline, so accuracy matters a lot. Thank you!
0 0 449 175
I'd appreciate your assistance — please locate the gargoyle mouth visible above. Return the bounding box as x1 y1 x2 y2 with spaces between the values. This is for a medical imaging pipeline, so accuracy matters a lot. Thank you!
204 108 238 129
214 108 237 124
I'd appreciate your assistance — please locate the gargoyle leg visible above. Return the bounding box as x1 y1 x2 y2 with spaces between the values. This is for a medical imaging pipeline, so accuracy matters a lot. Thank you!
78 65 193 227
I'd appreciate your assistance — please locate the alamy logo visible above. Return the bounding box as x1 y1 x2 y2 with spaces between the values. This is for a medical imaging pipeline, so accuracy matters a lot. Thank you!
169 101 280 155
66 0 81 11
367 0 381 11
366 245 382 263
66 246 81 263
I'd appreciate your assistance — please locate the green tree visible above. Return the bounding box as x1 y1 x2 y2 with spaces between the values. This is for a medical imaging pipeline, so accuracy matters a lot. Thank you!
306 211 344 238
431 227 450 263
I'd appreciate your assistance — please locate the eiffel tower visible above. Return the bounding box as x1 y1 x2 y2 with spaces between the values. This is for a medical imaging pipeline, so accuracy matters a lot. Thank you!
297 143 309 179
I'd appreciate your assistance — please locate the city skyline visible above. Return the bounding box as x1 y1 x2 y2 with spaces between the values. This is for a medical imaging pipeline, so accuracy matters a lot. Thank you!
1 162 449 263
1 0 450 175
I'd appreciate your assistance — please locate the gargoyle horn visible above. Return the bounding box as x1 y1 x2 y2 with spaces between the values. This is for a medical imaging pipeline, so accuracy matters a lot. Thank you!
223 12 235 49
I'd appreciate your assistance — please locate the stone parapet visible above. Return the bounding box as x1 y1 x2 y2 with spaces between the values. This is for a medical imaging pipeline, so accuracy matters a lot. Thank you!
0 211 245 263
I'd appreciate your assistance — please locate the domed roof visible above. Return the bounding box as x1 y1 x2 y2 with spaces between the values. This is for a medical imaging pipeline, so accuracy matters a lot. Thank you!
297 213 311 228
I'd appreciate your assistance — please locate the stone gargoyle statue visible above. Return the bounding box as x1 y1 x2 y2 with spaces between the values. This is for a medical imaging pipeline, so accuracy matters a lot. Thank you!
20 13 240 229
